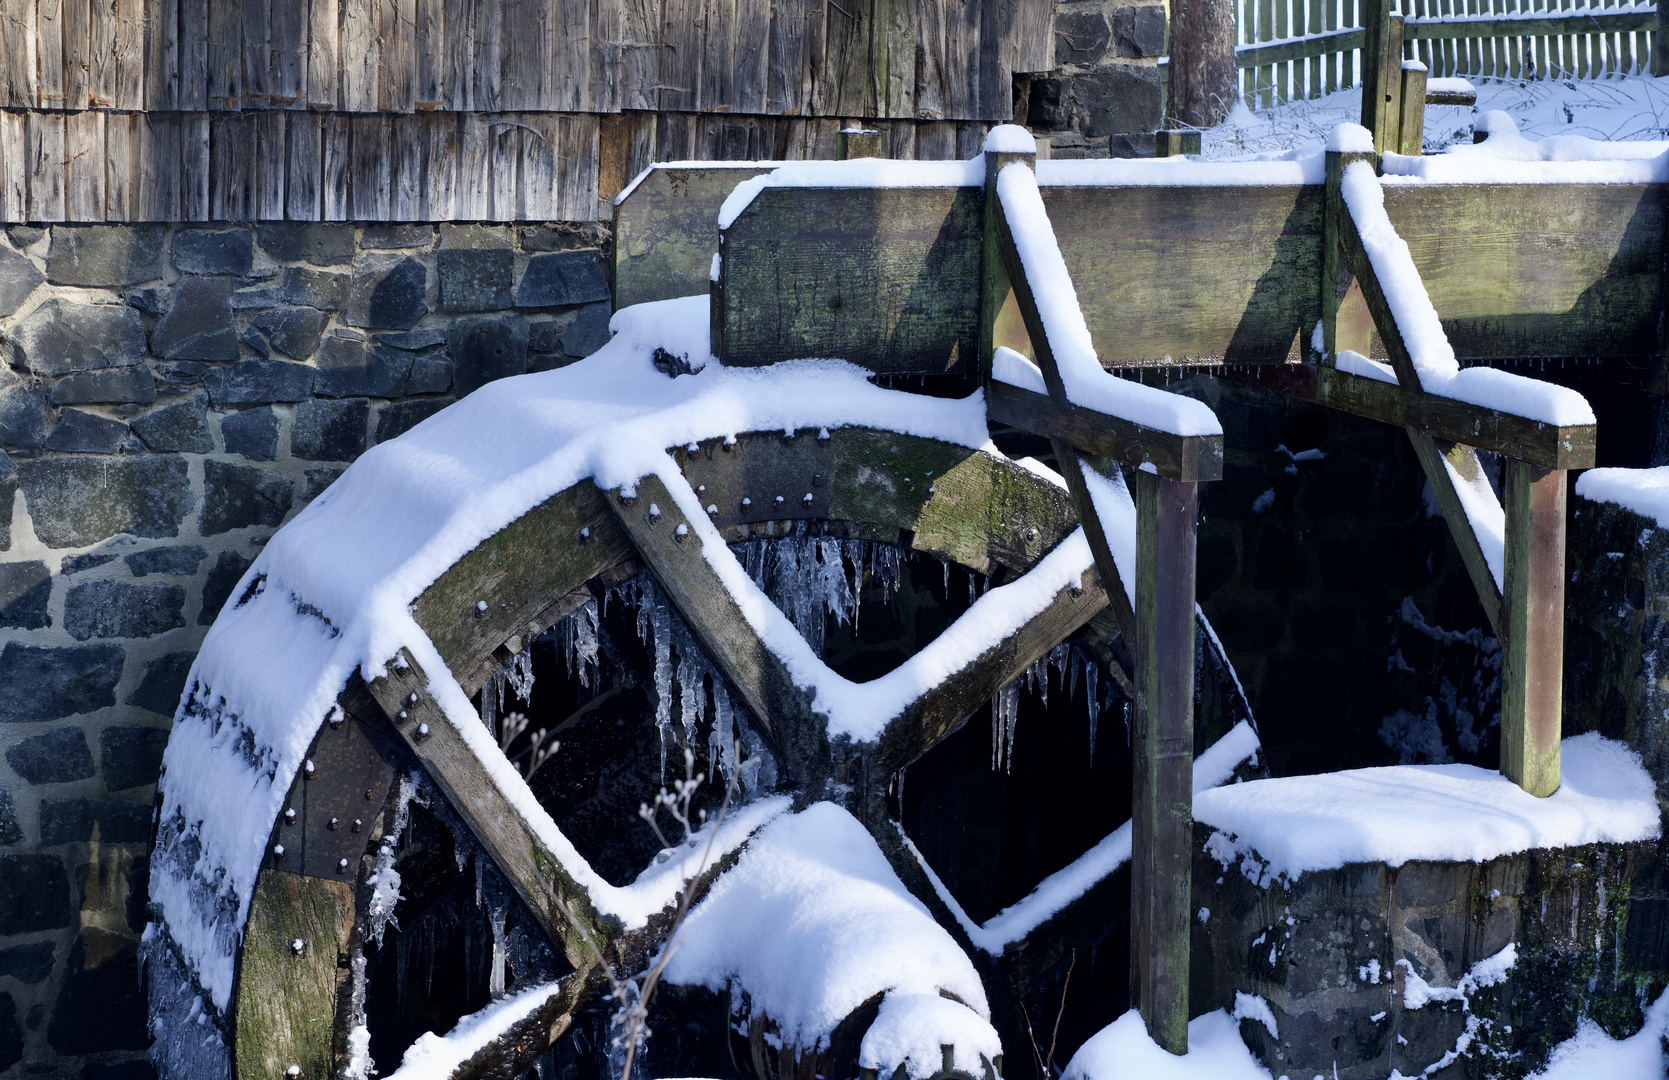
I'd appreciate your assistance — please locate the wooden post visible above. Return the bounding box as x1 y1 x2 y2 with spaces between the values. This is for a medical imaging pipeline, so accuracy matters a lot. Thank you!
979 139 1037 379
1132 468 1196 1056
836 127 883 159
1155 130 1202 157
1397 62 1428 155
1321 149 1377 364
1500 459 1565 797
1360 0 1403 153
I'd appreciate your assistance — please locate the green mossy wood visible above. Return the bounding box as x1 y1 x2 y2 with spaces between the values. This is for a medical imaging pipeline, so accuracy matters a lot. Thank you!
234 870 355 1080
612 164 776 310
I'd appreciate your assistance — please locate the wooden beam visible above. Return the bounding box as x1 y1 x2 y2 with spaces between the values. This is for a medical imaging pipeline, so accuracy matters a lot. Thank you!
980 144 1036 379
986 379 1224 483
1500 459 1565 797
361 654 616 970
1405 431 1503 631
1130 468 1196 1056
1397 62 1427 157
234 870 355 1080
1359 0 1401 154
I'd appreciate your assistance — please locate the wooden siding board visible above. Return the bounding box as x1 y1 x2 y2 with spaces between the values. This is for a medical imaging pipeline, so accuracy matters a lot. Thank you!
553 0 590 110
2 0 39 109
91 0 119 107
516 112 558 220
271 0 307 106
473 0 502 111
0 111 25 220
659 0 702 110
415 0 444 108
242 0 271 107
443 0 475 109
389 112 422 219
349 112 390 219
287 109 322 219
210 112 256 219
557 113 599 222
179 0 209 109
766 0 809 114
104 110 132 218
65 0 91 111
698 0 737 111
487 116 518 220
255 110 285 217
144 0 179 109
380 0 416 110
307 0 337 107
27 111 66 221
135 109 181 218
422 110 458 218
64 108 104 218
206 0 242 109
321 112 349 218
39 0 67 108
341 0 379 112
913 0 948 119
457 112 490 218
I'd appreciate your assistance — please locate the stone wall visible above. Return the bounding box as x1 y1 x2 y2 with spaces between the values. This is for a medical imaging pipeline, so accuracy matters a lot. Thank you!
0 220 614 1078
1025 0 1170 157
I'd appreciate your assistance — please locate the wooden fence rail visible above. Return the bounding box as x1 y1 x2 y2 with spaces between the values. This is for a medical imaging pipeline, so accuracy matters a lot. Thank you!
1233 0 1660 109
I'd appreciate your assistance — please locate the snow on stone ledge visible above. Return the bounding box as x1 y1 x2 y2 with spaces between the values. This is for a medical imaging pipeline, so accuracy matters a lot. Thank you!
1062 1009 1275 1080
1195 733 1659 883
664 803 998 1073
1036 153 1323 188
1575 466 1669 529
717 157 983 229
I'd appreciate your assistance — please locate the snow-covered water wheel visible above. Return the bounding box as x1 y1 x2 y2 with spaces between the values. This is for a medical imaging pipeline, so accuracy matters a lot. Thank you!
205 421 1125 1080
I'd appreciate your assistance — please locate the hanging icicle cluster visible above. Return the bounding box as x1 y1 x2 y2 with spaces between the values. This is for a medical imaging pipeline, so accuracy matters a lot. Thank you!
732 528 913 654
990 641 1120 772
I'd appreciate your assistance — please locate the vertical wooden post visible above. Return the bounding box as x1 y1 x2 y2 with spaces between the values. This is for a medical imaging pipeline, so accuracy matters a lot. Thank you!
1156 129 1202 157
1321 149 1377 364
836 127 883 159
1360 0 1403 153
1132 469 1197 1056
1500 460 1565 797
1397 61 1428 155
979 139 1037 379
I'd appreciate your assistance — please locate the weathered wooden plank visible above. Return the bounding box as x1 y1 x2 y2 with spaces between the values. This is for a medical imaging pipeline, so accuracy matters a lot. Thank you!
366 652 615 967
90 0 118 107
307 0 337 108
64 109 103 219
1397 61 1427 154
210 112 255 219
0 112 24 221
206 0 241 108
144 0 179 109
178 0 209 109
487 117 518 221
732 0 770 114
554 0 593 112
1499 458 1564 797
38 0 67 108
271 0 307 106
443 0 475 110
1009 0 1054 73
942 0 980 120
321 113 349 219
341 0 378 112
27 111 66 222
112 0 144 109
242 0 270 107
457 113 491 219
379 0 416 111
254 110 285 218
1380 182 1665 361
414 0 444 109
913 0 948 119
234 871 355 1080
975 0 1014 122
819 0 875 116
698 0 738 111
718 185 983 374
1039 183 1324 367
422 110 459 219
987 381 1223 483
388 112 422 221
659 0 703 111
135 110 182 219
1130 468 1196 1055
873 0 915 118
500 0 546 109
349 113 390 220
472 0 502 111
2 0 38 109
766 0 810 114
516 113 558 221
1404 7 1652 39
286 110 321 219
64 0 90 110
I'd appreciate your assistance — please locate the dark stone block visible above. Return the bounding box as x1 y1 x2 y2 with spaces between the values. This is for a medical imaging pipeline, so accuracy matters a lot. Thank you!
61 553 116 574
439 248 512 312
374 327 445 350
172 229 253 276
291 397 369 461
1107 132 1158 158
375 398 452 443
220 405 280 460
125 286 170 316
7 298 147 376
84 1062 158 1080
199 551 253 625
449 315 529 397
47 938 148 1054
125 652 195 720
303 467 343 501
101 727 171 791
0 853 72 929
314 337 414 398
518 223 609 252
360 224 434 249
49 367 157 406
528 317 562 354
5 728 95 784
230 285 284 310
39 798 151 844
151 277 237 361
64 579 185 641
124 545 206 576
0 385 49 448
0 942 54 984
251 307 325 360
281 266 351 310
201 459 293 534
204 359 315 404
0 993 19 1073
256 223 355 266
241 324 271 358
151 360 208 389
0 789 17 845
408 353 453 394
0 449 12 481
45 409 130 454
1027 77 1068 130
347 255 428 329
439 223 512 249
130 394 213 453
0 245 44 319
7 226 44 248
1055 9 1111 65
515 250 611 308
46 225 165 287
561 302 612 358
1074 63 1165 136
1111 3 1167 57
0 560 50 629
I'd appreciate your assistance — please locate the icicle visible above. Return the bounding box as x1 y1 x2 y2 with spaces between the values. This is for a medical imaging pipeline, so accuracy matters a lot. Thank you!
489 906 507 999
991 681 1020 773
561 598 601 690
1085 662 1099 758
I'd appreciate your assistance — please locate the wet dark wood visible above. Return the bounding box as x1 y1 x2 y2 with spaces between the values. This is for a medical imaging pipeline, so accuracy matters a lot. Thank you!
1500 459 1565 798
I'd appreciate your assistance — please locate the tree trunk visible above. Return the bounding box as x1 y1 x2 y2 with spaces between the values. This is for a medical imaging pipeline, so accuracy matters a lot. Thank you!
1167 0 1238 127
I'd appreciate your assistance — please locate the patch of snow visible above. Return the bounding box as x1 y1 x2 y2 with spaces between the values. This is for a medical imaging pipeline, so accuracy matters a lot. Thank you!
386 979 576 1080
1231 992 1280 1040
1062 1009 1275 1080
664 803 996 1066
992 345 1046 394
1327 122 1376 152
983 124 1038 154
1196 733 1659 882
1035 155 1324 186
614 160 785 208
1528 986 1669 1080
1575 466 1669 528
1403 58 1429 73
1335 349 1398 385
860 993 1003 1079
1426 76 1473 94
718 157 983 229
